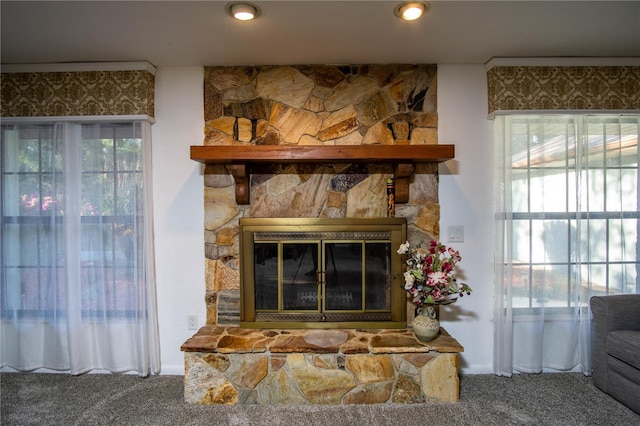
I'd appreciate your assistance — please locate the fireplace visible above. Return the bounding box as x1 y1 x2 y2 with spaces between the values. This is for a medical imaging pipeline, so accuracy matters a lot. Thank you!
239 218 407 328
181 65 465 405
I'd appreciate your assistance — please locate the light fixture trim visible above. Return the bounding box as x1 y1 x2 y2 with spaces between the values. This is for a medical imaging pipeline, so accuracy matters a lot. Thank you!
393 1 429 21
225 2 262 21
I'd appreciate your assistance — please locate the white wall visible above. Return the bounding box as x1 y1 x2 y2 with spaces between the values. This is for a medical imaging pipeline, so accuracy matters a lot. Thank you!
152 65 495 375
438 65 495 374
152 67 206 374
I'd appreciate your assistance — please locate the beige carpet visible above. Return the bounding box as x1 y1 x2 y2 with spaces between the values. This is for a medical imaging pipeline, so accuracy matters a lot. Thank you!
1 372 638 425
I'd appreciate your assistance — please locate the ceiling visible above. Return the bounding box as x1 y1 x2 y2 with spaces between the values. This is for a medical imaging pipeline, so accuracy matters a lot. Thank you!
1 1 639 67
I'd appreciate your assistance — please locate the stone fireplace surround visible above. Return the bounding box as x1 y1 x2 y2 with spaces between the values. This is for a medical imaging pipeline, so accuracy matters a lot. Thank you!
182 64 464 405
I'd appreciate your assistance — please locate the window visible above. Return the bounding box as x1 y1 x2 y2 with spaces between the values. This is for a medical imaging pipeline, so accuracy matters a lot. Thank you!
1 123 146 319
499 115 639 311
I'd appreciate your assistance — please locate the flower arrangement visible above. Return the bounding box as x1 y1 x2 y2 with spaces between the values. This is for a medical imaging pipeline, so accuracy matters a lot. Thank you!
397 240 472 307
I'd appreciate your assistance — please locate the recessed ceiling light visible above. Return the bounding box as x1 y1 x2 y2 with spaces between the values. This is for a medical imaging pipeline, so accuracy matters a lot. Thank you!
225 2 261 21
394 1 429 21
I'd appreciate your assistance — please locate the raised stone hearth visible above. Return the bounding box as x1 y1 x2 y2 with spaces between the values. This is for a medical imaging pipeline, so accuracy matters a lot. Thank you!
181 327 463 405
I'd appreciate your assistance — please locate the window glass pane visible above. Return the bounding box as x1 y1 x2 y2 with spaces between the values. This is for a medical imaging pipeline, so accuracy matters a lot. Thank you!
325 242 362 311
18 139 40 173
511 263 532 308
530 170 567 212
38 223 58 266
18 224 40 266
512 219 530 263
113 223 135 267
606 169 623 212
608 218 637 262
40 173 63 216
116 138 141 172
531 220 549 263
567 173 578 211
83 138 114 172
584 169 605 211
82 172 112 216
608 263 629 294
115 267 137 312
606 168 638 211
535 265 569 307
542 220 569 263
115 172 141 216
282 243 318 311
511 170 529 212
254 243 278 310
582 263 606 295
365 242 391 310
622 263 638 294
579 219 607 263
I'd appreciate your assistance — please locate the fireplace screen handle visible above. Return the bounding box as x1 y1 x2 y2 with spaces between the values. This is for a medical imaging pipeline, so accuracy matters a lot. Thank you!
317 270 325 285
317 271 325 312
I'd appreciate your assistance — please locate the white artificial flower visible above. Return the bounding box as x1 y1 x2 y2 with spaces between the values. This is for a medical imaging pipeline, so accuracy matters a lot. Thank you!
404 271 415 289
397 241 410 255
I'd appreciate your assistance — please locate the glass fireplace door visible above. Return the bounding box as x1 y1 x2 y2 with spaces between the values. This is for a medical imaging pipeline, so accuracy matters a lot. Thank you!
240 217 407 329
323 241 391 312
252 239 392 317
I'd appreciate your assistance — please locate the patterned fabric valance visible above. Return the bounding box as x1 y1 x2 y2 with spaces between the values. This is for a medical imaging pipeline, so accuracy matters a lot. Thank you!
1 68 155 118
487 66 640 115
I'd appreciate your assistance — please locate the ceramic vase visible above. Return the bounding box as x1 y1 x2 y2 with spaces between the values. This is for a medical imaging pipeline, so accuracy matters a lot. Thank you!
412 305 439 342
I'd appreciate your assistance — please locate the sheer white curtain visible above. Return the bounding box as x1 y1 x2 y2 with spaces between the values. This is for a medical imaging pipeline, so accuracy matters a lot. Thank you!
494 114 640 376
1 121 160 375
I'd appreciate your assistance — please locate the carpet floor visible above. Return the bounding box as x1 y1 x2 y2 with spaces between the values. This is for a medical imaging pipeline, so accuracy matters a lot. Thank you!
1 372 638 425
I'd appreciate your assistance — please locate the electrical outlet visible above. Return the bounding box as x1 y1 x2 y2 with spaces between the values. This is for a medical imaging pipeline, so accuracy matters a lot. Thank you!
187 314 198 330
448 226 464 243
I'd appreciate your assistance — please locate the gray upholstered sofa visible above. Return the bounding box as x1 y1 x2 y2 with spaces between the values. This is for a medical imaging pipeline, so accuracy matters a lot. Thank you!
590 294 640 414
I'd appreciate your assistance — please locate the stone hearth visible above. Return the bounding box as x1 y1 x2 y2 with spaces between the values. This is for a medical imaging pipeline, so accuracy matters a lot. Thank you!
181 327 463 405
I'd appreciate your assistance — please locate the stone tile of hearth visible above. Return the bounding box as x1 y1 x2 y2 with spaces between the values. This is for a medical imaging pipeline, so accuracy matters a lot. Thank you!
339 334 371 354
180 335 221 352
225 327 264 336
301 330 349 347
269 334 340 354
216 334 269 354
369 334 427 354
180 326 226 352
371 328 465 354
427 335 465 353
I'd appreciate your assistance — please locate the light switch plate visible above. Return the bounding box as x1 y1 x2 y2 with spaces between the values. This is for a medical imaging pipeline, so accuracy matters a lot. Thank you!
187 315 198 330
448 226 464 242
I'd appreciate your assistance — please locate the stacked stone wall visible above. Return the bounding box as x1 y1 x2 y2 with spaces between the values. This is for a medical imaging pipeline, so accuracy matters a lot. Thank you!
202 64 441 326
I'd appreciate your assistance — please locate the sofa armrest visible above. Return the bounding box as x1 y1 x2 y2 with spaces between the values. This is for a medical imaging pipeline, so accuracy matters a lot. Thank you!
590 294 640 332
590 294 640 391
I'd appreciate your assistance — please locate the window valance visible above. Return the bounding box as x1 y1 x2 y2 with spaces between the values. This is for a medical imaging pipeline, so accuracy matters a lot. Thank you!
487 61 640 115
1 62 155 119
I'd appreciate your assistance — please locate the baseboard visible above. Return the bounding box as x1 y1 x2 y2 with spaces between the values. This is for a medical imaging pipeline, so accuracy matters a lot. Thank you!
159 365 185 376
460 364 494 375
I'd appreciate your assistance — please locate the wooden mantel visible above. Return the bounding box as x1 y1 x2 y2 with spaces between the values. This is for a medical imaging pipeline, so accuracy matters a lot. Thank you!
190 144 455 204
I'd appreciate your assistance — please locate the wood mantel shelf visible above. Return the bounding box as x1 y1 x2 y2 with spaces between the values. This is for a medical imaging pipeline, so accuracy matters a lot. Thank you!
190 144 455 204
